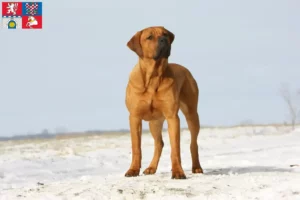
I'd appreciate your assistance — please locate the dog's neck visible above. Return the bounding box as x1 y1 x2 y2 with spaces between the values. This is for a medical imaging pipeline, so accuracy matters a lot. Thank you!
138 58 168 90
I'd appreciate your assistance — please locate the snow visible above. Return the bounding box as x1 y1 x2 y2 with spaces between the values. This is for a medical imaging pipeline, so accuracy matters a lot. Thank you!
1 126 300 200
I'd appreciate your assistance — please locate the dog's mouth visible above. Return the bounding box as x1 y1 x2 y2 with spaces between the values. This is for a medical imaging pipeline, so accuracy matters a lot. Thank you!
154 46 170 60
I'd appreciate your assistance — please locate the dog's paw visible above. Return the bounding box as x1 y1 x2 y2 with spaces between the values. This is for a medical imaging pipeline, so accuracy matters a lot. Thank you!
192 167 203 174
143 167 156 175
125 169 140 177
171 170 186 179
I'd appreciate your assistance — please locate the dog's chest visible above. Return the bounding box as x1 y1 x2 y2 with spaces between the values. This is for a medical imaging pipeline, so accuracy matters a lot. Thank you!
134 90 164 121
127 76 176 121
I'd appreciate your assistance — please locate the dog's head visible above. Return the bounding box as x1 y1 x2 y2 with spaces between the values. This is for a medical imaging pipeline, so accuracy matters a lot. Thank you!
127 26 175 60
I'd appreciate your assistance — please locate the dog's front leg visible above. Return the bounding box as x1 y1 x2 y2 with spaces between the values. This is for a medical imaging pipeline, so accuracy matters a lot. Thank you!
167 115 186 179
125 115 142 177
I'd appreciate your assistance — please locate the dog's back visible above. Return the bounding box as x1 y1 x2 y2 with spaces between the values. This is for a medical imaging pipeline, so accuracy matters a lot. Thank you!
168 63 199 95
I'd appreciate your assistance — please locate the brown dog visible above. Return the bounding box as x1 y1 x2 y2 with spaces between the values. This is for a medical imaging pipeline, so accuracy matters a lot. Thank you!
125 26 203 179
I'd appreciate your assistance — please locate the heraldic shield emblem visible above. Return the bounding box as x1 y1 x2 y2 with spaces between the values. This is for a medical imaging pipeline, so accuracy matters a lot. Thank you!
8 19 16 28
1 2 43 29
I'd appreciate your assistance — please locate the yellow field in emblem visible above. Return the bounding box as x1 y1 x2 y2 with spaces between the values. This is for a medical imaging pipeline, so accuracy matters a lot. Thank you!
8 21 16 28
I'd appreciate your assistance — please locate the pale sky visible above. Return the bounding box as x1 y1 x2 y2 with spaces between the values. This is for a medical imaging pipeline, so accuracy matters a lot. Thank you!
0 0 299 136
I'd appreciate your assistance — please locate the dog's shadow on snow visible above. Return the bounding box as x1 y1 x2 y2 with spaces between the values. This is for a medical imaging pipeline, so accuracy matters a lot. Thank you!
204 166 295 175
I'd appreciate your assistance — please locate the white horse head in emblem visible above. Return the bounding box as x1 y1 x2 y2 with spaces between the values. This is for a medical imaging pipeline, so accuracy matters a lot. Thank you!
26 16 38 28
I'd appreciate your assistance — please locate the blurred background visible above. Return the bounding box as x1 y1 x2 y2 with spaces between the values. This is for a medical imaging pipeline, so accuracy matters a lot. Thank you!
0 0 299 137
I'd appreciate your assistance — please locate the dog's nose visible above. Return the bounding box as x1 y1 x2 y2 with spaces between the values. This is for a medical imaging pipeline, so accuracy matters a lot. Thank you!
159 36 167 44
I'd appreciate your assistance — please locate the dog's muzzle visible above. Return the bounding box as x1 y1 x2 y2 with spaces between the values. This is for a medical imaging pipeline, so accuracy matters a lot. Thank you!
154 36 171 60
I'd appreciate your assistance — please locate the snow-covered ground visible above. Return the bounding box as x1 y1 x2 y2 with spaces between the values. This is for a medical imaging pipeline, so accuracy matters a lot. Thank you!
1 126 300 200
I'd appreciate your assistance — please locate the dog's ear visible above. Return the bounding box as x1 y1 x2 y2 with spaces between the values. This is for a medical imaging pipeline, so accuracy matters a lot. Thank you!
127 31 143 57
166 29 175 44
163 27 175 44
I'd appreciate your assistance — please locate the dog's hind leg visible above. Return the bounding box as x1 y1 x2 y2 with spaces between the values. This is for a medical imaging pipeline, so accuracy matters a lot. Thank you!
143 118 165 175
180 84 203 174
181 105 203 173
185 111 203 173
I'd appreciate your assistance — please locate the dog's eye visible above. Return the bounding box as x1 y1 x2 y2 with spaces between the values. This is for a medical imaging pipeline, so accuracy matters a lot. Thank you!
163 33 168 37
147 35 153 40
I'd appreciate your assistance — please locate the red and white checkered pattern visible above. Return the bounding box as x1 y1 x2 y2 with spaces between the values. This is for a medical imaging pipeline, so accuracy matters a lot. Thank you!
25 3 38 15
